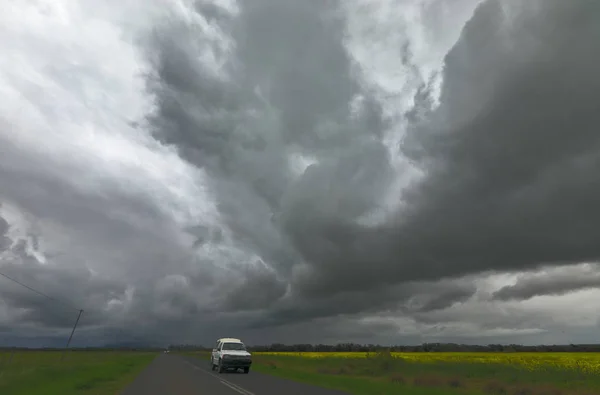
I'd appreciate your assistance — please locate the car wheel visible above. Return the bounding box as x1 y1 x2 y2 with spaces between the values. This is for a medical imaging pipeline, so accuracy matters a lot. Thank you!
218 360 225 374
243 367 250 374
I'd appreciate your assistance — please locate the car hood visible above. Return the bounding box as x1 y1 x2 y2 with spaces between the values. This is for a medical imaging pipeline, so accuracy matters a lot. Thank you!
222 350 251 357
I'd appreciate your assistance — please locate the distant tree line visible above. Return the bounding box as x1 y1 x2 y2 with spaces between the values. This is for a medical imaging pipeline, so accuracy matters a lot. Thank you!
5 342 600 353
166 342 600 353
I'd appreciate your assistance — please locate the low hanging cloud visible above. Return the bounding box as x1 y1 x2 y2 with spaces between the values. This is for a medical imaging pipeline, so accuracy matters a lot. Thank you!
493 264 600 302
2 0 600 346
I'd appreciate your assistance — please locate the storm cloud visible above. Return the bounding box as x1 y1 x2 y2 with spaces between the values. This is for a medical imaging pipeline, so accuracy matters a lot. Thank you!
2 0 600 346
290 0 600 297
493 264 600 302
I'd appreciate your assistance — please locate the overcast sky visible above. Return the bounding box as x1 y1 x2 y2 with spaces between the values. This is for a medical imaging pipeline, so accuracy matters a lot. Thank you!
2 0 600 347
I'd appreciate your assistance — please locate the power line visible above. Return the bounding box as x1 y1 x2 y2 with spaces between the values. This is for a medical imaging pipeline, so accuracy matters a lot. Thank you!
0 268 144 343
0 268 161 349
0 270 81 312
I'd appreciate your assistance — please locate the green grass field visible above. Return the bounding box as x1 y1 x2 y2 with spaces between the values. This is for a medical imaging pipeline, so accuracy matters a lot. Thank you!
6 349 600 395
0 351 155 395
190 351 600 395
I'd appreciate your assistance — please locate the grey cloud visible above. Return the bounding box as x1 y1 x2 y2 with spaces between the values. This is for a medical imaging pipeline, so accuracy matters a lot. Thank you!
410 282 477 313
221 265 287 311
0 255 128 328
0 169 188 285
242 316 420 345
413 302 539 330
193 0 234 25
398 0 600 272
0 148 222 335
493 265 600 301
0 213 9 251
279 141 394 275
232 0 367 149
246 278 477 329
144 0 392 304
4 0 600 346
289 0 600 298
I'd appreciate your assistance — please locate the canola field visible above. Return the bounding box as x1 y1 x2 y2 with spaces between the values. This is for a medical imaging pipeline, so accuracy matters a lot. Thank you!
255 351 599 372
249 351 600 394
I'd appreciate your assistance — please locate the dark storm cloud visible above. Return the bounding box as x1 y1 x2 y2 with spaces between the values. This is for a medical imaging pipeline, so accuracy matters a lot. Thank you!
232 0 368 149
0 158 194 285
241 315 418 345
221 265 287 310
398 0 600 273
287 0 600 299
0 212 10 251
141 0 600 331
493 265 600 301
0 257 127 328
5 0 600 346
414 282 476 312
145 0 391 294
245 278 477 329
0 144 215 334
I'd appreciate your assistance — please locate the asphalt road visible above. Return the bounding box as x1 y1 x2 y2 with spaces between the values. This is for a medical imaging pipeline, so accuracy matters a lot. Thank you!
120 354 349 395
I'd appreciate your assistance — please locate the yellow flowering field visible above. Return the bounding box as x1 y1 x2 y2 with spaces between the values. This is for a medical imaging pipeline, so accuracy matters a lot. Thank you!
255 351 600 373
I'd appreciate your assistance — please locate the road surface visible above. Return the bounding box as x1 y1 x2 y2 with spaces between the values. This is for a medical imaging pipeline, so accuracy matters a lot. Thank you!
120 354 349 395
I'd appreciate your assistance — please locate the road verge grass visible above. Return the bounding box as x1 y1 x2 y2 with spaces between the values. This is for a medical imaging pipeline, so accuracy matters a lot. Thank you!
252 358 472 395
0 351 155 395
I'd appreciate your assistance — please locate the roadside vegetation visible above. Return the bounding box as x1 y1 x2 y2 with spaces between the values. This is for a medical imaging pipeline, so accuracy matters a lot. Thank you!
191 350 600 395
0 351 155 395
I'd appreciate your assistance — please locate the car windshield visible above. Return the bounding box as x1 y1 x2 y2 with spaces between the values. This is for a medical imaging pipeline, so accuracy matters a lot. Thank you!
222 342 246 351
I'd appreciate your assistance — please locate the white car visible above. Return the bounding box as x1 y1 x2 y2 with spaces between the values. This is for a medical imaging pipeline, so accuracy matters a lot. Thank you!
210 337 252 374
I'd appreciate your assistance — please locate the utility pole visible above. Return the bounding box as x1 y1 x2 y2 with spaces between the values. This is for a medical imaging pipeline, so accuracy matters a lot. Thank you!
61 309 83 362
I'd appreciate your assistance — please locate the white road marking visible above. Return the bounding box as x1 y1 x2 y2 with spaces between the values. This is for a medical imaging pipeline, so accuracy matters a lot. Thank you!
220 380 254 395
184 360 256 395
